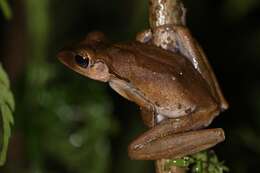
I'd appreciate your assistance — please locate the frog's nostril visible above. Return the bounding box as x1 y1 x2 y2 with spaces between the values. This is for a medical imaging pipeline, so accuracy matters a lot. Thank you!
74 55 89 68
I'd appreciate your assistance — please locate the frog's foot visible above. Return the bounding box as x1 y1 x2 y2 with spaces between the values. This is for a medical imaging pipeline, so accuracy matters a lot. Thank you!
128 128 224 160
136 29 152 43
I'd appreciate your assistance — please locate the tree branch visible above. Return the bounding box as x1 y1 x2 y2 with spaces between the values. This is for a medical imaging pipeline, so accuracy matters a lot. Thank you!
148 0 187 173
149 0 186 51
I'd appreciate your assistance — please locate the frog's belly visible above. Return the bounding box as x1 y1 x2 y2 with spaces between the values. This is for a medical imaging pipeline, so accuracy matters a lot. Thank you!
155 104 196 118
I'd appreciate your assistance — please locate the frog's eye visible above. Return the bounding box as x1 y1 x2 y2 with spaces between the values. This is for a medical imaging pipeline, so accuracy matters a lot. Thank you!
74 55 89 68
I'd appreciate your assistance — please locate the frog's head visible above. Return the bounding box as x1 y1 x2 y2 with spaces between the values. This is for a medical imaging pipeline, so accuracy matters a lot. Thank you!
57 32 111 82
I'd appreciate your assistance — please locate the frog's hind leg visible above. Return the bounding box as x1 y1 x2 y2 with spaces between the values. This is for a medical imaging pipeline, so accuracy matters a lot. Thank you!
174 26 228 110
129 128 224 160
128 106 225 160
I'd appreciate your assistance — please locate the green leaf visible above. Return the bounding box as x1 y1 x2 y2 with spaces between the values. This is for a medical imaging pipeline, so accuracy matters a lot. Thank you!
0 0 12 20
168 151 229 173
0 64 10 88
0 104 12 165
192 160 203 173
0 84 15 112
0 64 14 166
190 151 229 173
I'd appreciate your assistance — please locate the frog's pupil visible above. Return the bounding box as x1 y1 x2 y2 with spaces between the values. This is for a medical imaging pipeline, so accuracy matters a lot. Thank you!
75 55 89 68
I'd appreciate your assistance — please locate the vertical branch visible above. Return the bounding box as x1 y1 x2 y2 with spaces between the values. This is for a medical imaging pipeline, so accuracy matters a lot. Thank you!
149 0 186 50
148 0 186 173
149 0 184 28
156 159 186 173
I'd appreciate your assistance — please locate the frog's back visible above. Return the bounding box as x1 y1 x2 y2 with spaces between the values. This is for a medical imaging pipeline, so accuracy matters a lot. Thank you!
107 41 217 117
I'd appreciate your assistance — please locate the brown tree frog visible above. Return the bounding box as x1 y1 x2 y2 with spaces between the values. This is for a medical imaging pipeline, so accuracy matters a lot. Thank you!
57 31 228 160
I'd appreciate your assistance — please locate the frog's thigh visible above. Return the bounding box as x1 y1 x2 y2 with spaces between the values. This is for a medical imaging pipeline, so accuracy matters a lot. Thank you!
128 105 222 160
136 29 152 43
129 128 224 160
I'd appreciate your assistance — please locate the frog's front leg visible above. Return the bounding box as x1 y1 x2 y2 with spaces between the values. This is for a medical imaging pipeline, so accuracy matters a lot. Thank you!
128 106 225 160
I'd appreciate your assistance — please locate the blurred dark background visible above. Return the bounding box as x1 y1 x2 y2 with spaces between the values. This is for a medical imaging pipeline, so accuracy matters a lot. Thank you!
0 0 260 173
